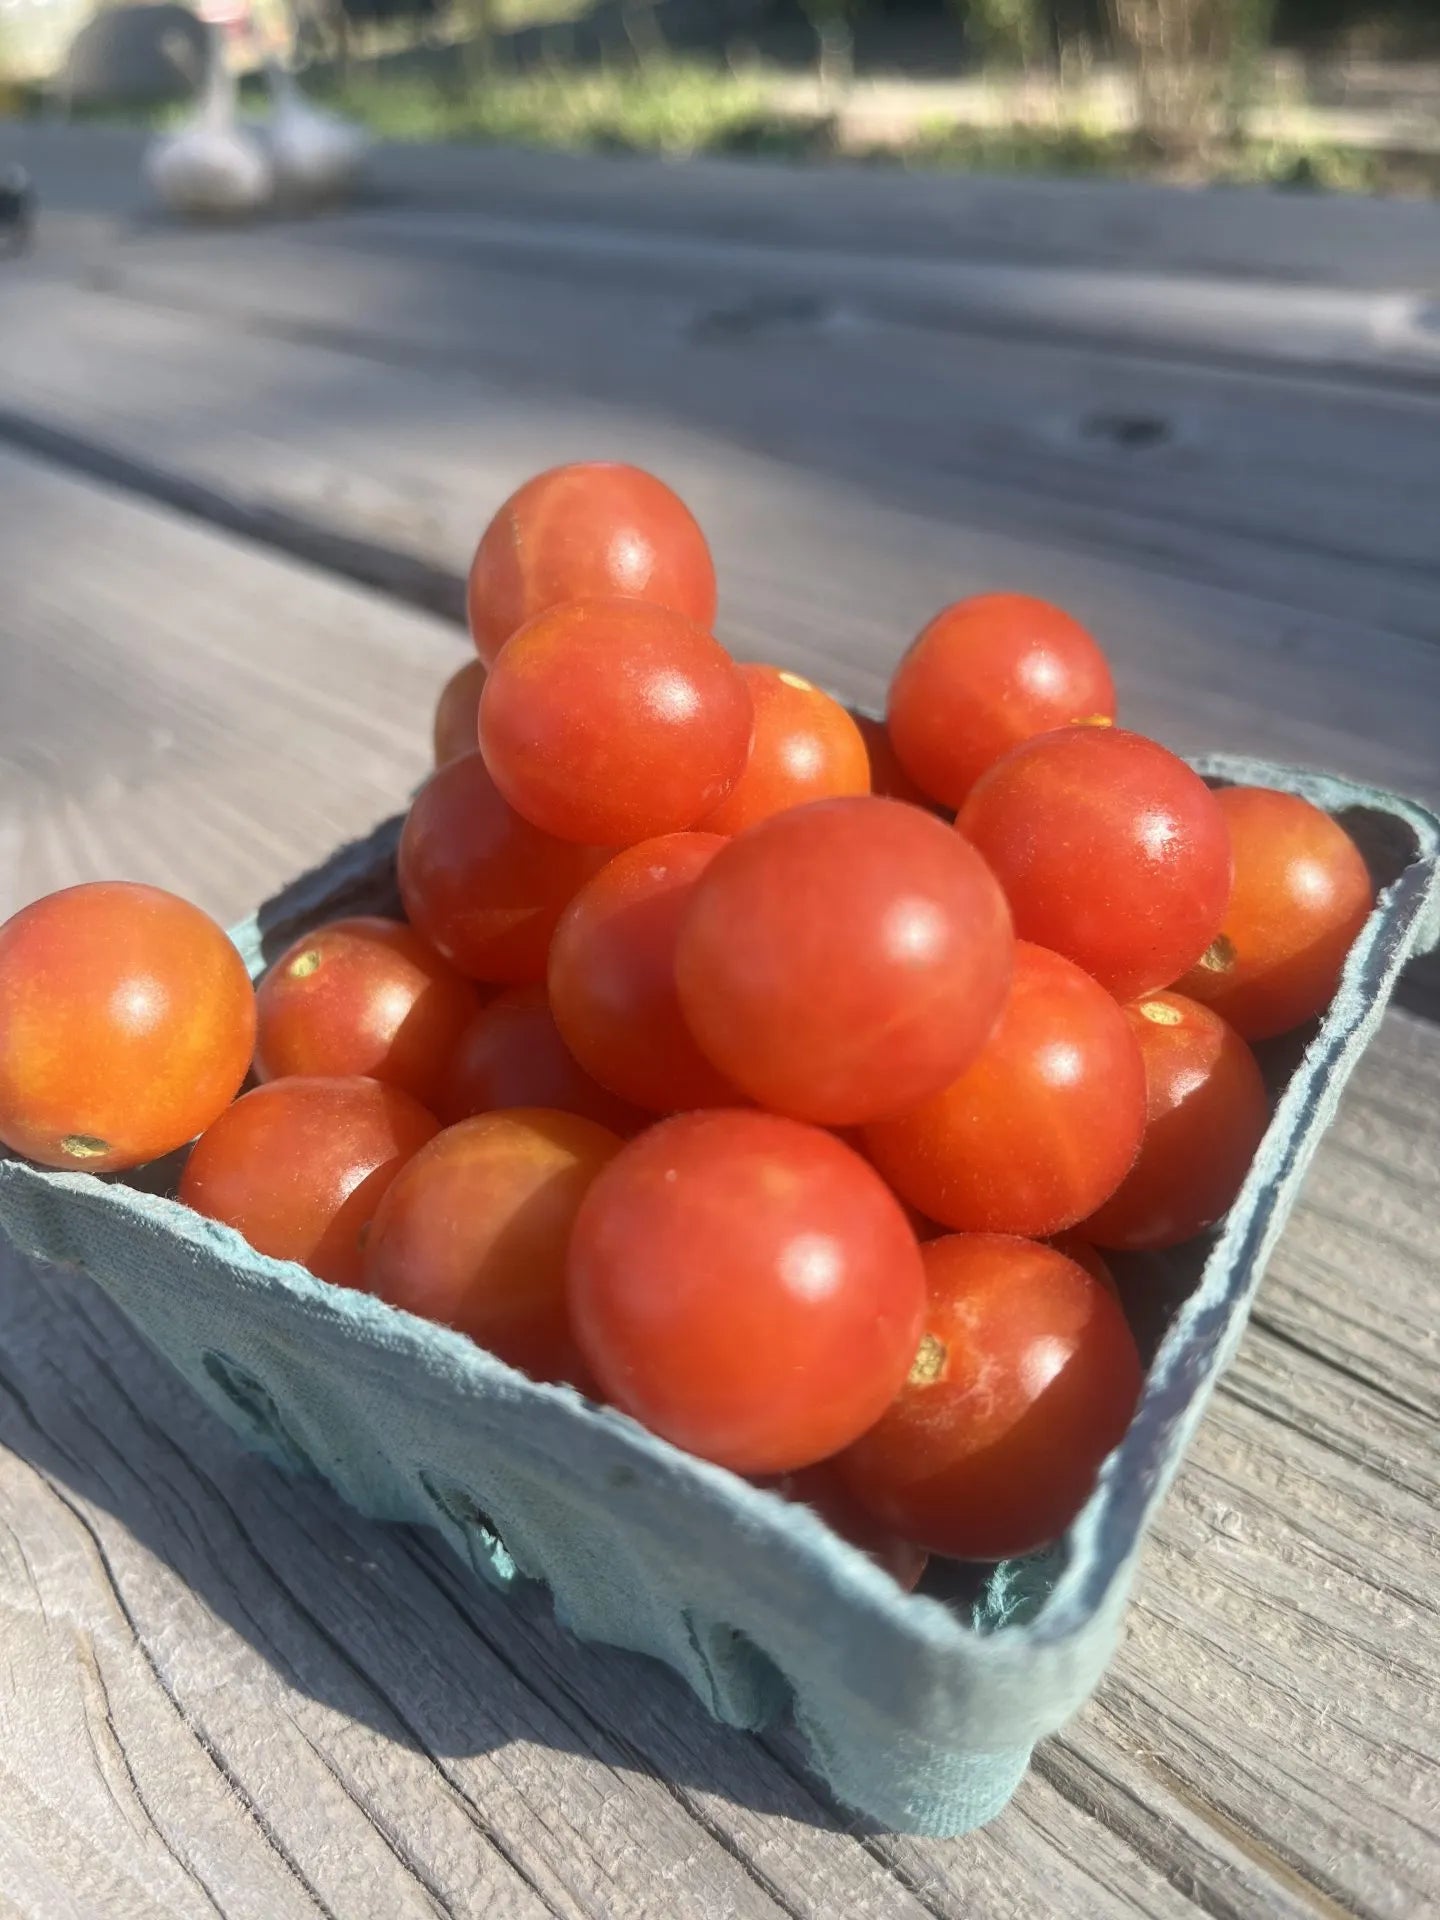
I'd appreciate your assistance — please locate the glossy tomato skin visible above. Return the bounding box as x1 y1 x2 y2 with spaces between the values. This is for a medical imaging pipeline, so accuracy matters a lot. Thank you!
398 751 609 984
568 1110 927 1475
675 797 1014 1127
467 462 717 667
699 664 870 834
548 833 742 1114
1080 991 1269 1251
441 984 646 1134
837 1234 1143 1561
888 594 1116 809
363 1108 621 1384
763 1463 928 1591
255 917 483 1112
1174 786 1373 1040
854 715 933 809
958 727 1232 1003
862 942 1146 1236
433 657 487 766
178 1076 439 1287
479 599 753 846
0 882 255 1172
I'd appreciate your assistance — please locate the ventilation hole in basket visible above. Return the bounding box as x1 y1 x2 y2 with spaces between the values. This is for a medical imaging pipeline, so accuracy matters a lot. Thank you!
680 1612 790 1731
200 1352 317 1477
417 1468 517 1586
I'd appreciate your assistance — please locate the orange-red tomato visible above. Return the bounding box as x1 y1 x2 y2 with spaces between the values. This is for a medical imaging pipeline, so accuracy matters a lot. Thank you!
958 727 1232 1003
888 594 1116 809
467 462 717 666
479 599 753 846
433 657 487 766
363 1108 622 1383
854 714 932 809
0 882 255 1173
568 1110 926 1475
862 942 1146 1237
763 1462 928 1591
836 1234 1142 1560
675 797 1013 1127
1081 992 1269 1251
441 984 647 1134
549 834 742 1114
255 917 482 1112
1173 786 1373 1040
398 751 608 984
178 1076 439 1287
698 664 869 833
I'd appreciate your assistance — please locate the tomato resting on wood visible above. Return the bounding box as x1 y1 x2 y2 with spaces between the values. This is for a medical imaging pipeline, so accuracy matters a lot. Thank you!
548 833 742 1114
1174 785 1374 1040
836 1234 1143 1561
433 656 487 767
363 1108 622 1384
398 751 609 984
568 1110 926 1475
888 593 1116 809
862 941 1146 1238
1080 991 1270 1251
675 796 1014 1126
0 881 255 1172
441 984 646 1134
958 727 1232 1003
467 461 717 666
255 917 483 1113
179 1076 439 1287
698 664 870 834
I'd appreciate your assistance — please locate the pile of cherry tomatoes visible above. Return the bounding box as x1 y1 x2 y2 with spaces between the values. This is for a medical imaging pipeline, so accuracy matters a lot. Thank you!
0 462 1377 1583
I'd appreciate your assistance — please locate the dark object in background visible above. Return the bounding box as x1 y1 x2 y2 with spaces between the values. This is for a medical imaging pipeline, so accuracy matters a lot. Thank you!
0 166 34 257
60 3 208 111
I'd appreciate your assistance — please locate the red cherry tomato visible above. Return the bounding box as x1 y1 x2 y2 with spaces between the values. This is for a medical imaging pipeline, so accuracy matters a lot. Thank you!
0 882 255 1173
398 751 608 984
862 942 1145 1237
179 1077 439 1287
479 599 752 847
568 1110 926 1475
1080 991 1269 1251
363 1108 622 1384
441 984 647 1134
699 665 870 834
854 714 932 809
1173 786 1373 1040
433 657 487 766
675 797 1013 1127
837 1234 1143 1561
467 462 718 666
549 834 742 1114
888 594 1116 809
764 1463 928 1590
255 917 483 1113
958 727 1232 1002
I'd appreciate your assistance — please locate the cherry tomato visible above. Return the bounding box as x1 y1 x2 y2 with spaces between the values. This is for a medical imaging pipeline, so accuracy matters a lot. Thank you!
398 751 608 984
549 834 742 1114
479 599 752 846
699 665 869 833
0 882 254 1173
836 1234 1142 1560
862 942 1145 1237
568 1110 926 1475
854 714 932 809
255 917 483 1113
1173 786 1373 1040
179 1077 439 1287
675 797 1013 1127
763 1463 928 1591
441 984 647 1134
888 594 1116 809
467 462 717 666
958 727 1232 1002
433 657 487 766
1080 991 1269 1251
363 1108 622 1384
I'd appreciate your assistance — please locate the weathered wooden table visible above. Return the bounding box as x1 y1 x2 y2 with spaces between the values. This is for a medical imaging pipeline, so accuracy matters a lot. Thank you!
0 129 1436 1920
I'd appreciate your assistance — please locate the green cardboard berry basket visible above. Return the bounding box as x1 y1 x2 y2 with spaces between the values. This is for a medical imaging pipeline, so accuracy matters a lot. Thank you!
0 752 1435 1836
